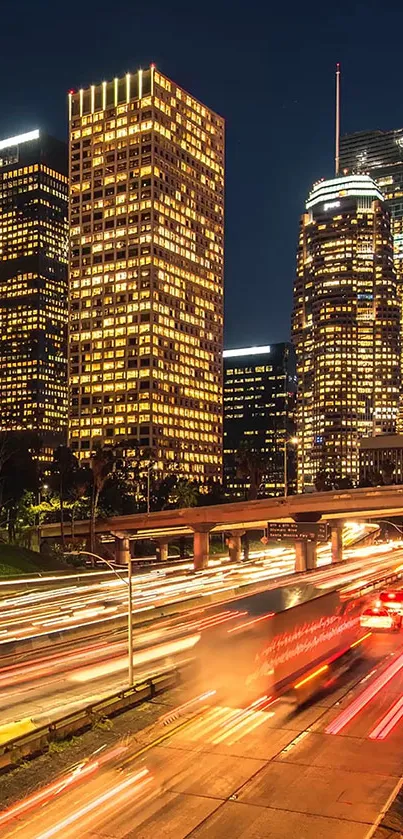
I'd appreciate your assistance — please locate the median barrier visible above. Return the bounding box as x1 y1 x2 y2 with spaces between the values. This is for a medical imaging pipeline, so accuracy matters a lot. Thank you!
0 667 184 773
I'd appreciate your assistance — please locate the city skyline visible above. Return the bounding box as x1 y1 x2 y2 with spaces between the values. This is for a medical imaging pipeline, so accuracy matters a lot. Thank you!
2 0 403 348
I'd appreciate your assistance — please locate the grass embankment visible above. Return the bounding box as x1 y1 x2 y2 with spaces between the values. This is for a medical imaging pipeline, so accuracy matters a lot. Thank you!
0 544 66 576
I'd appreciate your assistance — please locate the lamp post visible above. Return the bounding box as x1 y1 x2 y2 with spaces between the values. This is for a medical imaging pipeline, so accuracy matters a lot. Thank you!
64 549 133 686
146 463 156 513
284 436 298 498
37 483 49 550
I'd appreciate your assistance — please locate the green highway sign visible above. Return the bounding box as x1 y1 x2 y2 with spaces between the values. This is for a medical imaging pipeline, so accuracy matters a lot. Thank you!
267 521 329 542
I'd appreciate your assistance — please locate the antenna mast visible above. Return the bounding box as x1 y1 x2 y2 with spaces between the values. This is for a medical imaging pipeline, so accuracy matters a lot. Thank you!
335 62 340 176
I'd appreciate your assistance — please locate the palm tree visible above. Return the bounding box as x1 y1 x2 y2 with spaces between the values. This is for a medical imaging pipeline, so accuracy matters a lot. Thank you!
169 478 199 509
235 442 268 500
69 465 91 545
381 459 395 486
50 446 78 550
89 446 115 554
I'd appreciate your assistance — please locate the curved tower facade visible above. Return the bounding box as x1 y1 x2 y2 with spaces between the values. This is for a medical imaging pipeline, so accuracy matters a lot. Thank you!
292 174 401 491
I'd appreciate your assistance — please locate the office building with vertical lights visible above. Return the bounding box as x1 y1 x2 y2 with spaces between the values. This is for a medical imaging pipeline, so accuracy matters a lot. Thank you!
0 130 68 452
292 173 401 492
340 129 403 276
340 129 403 426
68 66 224 481
223 343 297 498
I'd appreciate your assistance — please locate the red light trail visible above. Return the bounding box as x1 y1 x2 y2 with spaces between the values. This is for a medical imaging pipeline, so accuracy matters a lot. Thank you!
326 649 403 735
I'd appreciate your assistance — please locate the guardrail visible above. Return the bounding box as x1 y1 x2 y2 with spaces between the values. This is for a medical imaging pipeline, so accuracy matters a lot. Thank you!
0 666 184 773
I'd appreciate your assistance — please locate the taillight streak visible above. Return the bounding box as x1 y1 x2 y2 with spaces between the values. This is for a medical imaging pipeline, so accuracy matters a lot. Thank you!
34 768 151 839
326 649 403 735
369 695 403 740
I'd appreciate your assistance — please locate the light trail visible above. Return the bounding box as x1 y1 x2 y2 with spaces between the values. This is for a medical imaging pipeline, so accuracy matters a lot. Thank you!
0 745 128 829
369 695 403 740
34 768 151 839
326 648 403 735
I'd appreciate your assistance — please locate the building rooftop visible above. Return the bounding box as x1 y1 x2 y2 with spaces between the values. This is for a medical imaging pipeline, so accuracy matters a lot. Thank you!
306 174 384 211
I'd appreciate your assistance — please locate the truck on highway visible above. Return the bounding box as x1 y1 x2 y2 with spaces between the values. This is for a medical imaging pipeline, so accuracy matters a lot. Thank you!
197 588 369 706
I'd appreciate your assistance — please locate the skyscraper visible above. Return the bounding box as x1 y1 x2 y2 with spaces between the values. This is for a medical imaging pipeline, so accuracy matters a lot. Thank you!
339 129 403 284
223 344 296 498
292 174 401 491
0 130 68 452
68 66 224 481
340 129 403 426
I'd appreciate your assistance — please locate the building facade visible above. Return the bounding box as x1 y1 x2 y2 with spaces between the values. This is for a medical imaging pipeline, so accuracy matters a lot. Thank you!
292 174 401 491
340 129 403 282
68 66 224 481
0 130 68 452
360 434 403 485
340 130 403 428
223 344 297 498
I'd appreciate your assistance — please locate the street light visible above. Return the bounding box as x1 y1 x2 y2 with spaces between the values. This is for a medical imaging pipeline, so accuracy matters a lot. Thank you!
284 436 298 499
146 463 157 513
64 549 134 687
37 484 50 549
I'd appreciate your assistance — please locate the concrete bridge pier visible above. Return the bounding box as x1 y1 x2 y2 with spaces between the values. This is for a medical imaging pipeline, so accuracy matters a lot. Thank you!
115 536 131 565
155 538 169 562
295 540 317 572
192 524 214 571
227 531 244 563
331 520 343 564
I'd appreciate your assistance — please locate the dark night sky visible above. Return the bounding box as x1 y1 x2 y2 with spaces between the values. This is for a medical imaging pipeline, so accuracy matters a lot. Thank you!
1 0 402 348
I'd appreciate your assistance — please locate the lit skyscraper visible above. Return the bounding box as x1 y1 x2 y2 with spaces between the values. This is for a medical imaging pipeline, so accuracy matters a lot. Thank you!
0 130 68 452
340 129 403 426
68 66 224 481
223 344 296 498
340 129 403 280
292 174 401 491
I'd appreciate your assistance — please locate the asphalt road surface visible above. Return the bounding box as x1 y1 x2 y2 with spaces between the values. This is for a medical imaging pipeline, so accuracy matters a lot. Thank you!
1 629 403 838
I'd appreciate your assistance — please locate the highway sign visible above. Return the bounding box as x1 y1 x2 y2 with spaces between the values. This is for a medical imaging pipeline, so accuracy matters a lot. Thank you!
267 521 329 542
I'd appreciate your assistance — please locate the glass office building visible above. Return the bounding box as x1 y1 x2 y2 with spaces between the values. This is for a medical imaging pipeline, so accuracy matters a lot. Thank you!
68 66 224 481
0 130 68 452
292 174 400 490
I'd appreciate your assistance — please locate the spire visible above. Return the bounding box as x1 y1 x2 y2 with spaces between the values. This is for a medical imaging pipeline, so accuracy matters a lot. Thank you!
335 63 341 176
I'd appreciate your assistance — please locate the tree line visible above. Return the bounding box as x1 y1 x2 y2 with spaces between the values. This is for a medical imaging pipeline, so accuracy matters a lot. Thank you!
0 434 228 552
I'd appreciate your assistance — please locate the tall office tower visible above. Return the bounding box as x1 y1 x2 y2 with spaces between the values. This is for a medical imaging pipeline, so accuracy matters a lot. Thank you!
340 130 403 427
292 174 401 492
0 130 68 454
340 129 403 278
223 344 297 498
68 66 224 481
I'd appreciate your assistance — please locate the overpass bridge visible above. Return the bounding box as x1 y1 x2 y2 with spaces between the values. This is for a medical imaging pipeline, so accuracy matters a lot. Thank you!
41 484 403 571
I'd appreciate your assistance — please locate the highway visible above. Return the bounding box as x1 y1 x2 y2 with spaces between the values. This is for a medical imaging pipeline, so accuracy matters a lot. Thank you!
0 622 402 836
0 523 382 648
0 540 401 740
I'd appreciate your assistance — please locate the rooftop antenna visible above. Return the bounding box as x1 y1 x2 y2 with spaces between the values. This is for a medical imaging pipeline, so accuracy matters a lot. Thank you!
335 62 341 176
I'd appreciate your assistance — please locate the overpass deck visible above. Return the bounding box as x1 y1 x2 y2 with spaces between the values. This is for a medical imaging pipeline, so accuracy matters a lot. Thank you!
40 485 403 570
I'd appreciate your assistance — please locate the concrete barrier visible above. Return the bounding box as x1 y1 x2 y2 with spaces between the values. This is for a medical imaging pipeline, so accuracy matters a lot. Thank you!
0 667 183 773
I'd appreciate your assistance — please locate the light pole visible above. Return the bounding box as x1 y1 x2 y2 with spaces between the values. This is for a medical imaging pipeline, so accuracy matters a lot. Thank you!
284 436 298 498
146 463 156 513
64 549 134 686
37 483 49 550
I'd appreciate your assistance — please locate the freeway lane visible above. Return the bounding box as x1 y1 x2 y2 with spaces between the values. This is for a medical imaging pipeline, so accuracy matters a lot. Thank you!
0 543 401 734
0 539 395 655
0 522 375 646
2 627 403 834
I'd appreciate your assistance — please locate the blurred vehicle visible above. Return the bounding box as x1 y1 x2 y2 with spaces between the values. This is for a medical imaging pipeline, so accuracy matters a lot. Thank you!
379 589 403 616
197 589 370 707
360 605 401 631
